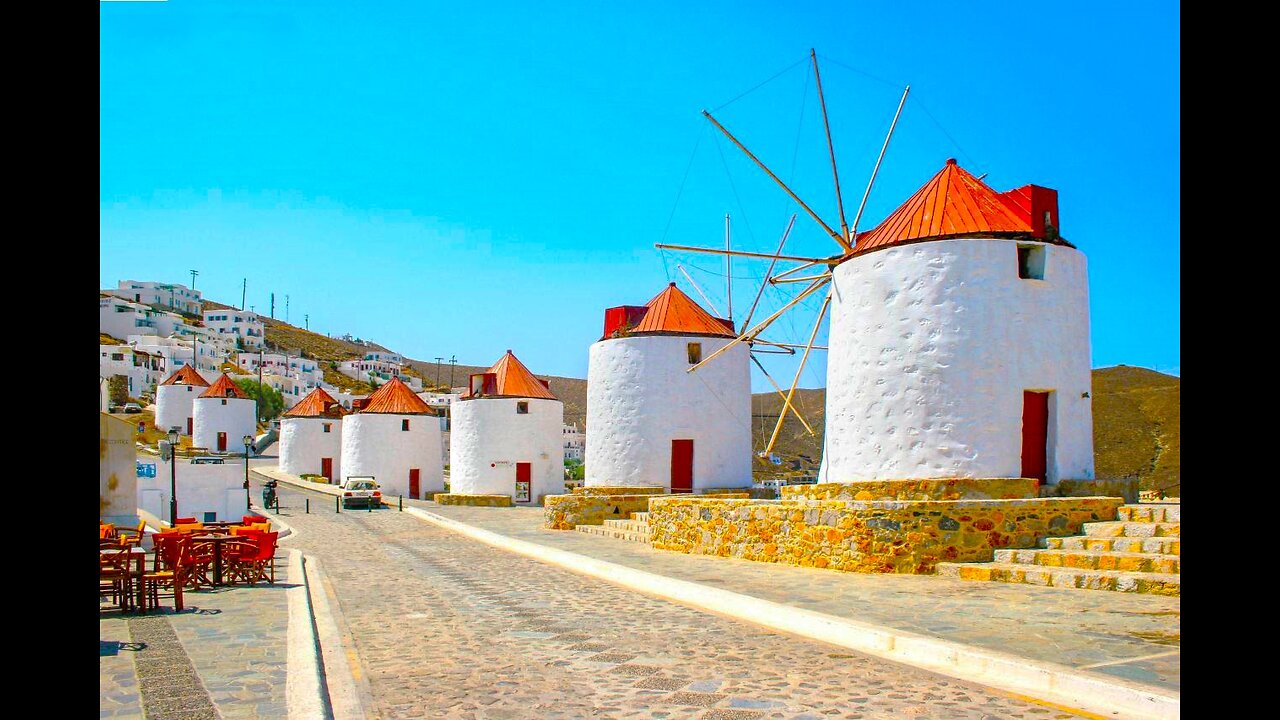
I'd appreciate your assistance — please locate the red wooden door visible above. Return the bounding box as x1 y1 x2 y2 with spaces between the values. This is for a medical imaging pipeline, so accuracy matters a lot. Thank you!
1021 391 1049 482
216 432 227 452
187 417 193 435
671 439 694 493
516 462 532 503
321 458 333 482
409 468 420 499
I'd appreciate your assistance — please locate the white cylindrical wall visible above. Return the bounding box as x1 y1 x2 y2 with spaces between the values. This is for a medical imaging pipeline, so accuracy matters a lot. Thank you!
156 384 200 435
819 239 1093 484
339 413 443 499
192 397 258 453
585 335 752 490
279 417 343 480
450 397 563 503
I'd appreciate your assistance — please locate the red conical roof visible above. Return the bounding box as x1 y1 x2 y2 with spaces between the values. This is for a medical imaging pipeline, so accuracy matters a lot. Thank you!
461 350 559 400
198 373 249 399
160 365 210 387
631 283 735 337
847 159 1072 259
283 387 348 418
359 376 435 415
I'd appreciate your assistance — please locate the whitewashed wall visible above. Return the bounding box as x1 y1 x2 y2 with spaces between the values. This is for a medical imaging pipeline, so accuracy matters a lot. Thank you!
450 397 563 503
157 383 202 435
586 335 752 490
279 417 343 480
192 397 258 452
138 458 252 523
340 413 443 499
820 239 1094 484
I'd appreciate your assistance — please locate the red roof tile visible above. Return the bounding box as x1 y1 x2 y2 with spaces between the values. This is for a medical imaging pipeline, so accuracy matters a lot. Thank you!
461 350 558 400
198 373 249 399
283 387 349 418
160 365 210 387
630 283 735 337
848 159 1071 258
358 376 435 415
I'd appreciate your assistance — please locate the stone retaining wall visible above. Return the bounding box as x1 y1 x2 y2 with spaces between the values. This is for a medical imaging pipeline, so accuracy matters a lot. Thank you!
1043 478 1140 504
433 493 513 507
648 496 1123 574
544 494 659 530
781 478 1039 502
572 486 666 496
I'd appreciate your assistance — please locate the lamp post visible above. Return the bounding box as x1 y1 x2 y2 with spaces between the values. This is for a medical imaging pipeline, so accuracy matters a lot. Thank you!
167 427 180 525
243 434 254 510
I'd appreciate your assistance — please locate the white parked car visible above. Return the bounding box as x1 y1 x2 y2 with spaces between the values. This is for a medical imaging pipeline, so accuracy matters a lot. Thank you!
341 478 382 509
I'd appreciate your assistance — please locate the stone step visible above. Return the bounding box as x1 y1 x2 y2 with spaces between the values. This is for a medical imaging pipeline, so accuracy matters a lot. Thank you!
1117 504 1180 523
935 562 1179 596
993 548 1179 574
575 524 651 544
1044 535 1180 555
602 519 650 533
1082 521 1180 538
631 512 650 523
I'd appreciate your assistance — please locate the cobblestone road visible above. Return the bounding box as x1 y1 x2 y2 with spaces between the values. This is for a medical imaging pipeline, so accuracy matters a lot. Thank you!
266 479 1090 720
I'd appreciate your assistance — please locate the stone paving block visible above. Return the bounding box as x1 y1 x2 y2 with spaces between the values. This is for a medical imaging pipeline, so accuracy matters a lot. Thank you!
663 691 726 707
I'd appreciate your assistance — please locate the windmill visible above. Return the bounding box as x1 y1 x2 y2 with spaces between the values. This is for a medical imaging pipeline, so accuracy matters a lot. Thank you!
656 49 910 461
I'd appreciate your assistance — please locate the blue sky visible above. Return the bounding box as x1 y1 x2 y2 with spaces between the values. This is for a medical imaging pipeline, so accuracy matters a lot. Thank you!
101 1 1180 386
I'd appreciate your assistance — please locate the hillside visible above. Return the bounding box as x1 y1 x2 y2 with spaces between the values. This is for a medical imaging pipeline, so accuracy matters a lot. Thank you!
196 301 1178 489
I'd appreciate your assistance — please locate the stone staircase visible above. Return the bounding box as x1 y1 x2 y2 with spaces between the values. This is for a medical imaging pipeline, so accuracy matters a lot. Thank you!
575 511 651 544
936 503 1180 596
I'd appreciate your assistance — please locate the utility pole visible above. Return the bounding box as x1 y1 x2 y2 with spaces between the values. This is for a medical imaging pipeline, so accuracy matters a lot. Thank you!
285 295 289 323
305 314 309 332
434 357 444 389
270 293 275 319
449 355 456 389
241 279 247 311
189 269 199 291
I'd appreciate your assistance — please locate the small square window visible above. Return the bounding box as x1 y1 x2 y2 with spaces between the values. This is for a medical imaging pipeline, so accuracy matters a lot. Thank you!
1018 245 1046 280
687 342 702 364
221 399 227 405
516 401 529 415
323 423 332 433
402 419 410 431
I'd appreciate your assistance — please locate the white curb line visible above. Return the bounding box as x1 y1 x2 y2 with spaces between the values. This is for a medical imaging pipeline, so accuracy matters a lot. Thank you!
406 507 1178 720
303 554 368 720
285 549 329 720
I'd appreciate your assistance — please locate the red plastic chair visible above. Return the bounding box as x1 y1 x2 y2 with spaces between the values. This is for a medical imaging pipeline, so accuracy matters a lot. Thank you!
174 517 198 525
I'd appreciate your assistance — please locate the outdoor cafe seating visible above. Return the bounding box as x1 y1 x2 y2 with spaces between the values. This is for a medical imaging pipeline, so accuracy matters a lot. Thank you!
100 515 280 614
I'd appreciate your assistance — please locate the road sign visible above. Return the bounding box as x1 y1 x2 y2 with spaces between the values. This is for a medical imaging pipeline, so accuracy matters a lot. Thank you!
137 462 157 479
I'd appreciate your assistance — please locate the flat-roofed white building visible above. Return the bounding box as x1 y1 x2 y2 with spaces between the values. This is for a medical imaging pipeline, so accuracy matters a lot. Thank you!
108 280 203 316
202 309 265 349
100 344 167 398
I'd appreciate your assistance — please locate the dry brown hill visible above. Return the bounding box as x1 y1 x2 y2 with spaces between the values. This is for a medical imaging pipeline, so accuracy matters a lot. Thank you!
200 301 1178 489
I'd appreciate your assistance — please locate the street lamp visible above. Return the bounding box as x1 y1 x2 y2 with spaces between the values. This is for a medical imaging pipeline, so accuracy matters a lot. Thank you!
167 427 180 525
243 434 254 510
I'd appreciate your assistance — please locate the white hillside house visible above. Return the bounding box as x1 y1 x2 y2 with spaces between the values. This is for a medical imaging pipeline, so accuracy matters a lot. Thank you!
818 159 1093 486
108 280 203 316
156 365 211 436
586 284 752 492
202 309 265 350
100 295 184 341
339 377 443 500
562 423 585 463
100 345 166 398
337 357 423 391
450 350 564 504
280 387 348 482
192 373 258 453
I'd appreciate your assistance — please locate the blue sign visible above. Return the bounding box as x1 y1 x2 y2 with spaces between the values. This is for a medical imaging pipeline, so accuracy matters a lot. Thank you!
137 462 157 478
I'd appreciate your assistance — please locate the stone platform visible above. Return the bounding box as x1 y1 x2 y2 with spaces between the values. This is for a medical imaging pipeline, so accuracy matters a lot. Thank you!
433 493 513 507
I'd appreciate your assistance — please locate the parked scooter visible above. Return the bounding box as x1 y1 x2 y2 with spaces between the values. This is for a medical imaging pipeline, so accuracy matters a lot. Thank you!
262 479 279 510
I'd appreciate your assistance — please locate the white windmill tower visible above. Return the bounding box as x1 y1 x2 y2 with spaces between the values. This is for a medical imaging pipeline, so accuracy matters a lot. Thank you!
658 50 1094 488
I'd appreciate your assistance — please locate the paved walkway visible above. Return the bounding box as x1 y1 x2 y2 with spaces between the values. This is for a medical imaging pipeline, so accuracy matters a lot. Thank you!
416 503 1180 694
99 546 292 719
265 477 1095 719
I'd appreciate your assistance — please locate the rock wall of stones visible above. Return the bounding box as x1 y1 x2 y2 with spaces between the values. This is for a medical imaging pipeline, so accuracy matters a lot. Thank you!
781 478 1039 502
571 486 666 497
1043 478 1140 503
648 496 1123 574
544 494 658 530
433 493 513 507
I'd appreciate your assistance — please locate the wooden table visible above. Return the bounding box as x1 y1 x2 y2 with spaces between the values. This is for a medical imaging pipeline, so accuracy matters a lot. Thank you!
100 547 148 610
192 534 242 586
